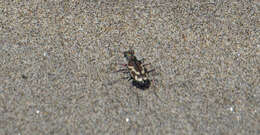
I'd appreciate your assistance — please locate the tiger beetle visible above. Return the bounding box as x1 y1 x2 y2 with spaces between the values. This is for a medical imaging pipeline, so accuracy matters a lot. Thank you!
112 50 165 105
116 50 155 90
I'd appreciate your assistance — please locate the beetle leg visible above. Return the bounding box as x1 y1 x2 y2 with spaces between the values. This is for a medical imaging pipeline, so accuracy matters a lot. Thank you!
151 79 166 104
118 64 128 67
143 63 151 67
114 68 128 73
147 69 155 74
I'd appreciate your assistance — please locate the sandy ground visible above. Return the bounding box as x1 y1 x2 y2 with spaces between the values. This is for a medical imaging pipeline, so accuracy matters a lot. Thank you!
0 0 259 134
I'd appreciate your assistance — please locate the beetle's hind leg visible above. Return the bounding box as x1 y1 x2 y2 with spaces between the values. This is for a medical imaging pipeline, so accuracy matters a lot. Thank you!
151 79 166 104
147 69 155 74
114 68 129 73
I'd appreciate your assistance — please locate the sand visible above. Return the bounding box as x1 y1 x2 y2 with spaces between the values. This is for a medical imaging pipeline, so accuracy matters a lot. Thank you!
0 0 259 134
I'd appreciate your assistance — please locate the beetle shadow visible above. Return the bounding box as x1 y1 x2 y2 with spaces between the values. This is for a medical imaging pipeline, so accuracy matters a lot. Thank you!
132 79 151 90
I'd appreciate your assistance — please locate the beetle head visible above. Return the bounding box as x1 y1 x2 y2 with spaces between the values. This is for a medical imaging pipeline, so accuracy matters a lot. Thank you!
124 50 135 61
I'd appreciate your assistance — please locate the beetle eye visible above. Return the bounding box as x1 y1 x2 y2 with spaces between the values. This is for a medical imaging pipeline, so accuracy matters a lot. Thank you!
124 52 129 57
130 50 134 55
124 50 134 56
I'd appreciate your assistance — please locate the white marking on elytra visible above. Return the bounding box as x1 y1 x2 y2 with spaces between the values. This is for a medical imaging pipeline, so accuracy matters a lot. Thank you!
128 65 140 75
135 76 143 81
141 68 145 74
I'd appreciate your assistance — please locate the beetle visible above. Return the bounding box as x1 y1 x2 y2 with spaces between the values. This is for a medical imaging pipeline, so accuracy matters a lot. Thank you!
112 50 164 104
123 50 152 89
115 50 154 90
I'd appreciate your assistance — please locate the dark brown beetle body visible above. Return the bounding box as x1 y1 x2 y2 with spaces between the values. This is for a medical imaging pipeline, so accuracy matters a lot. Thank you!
123 50 151 90
113 50 164 104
